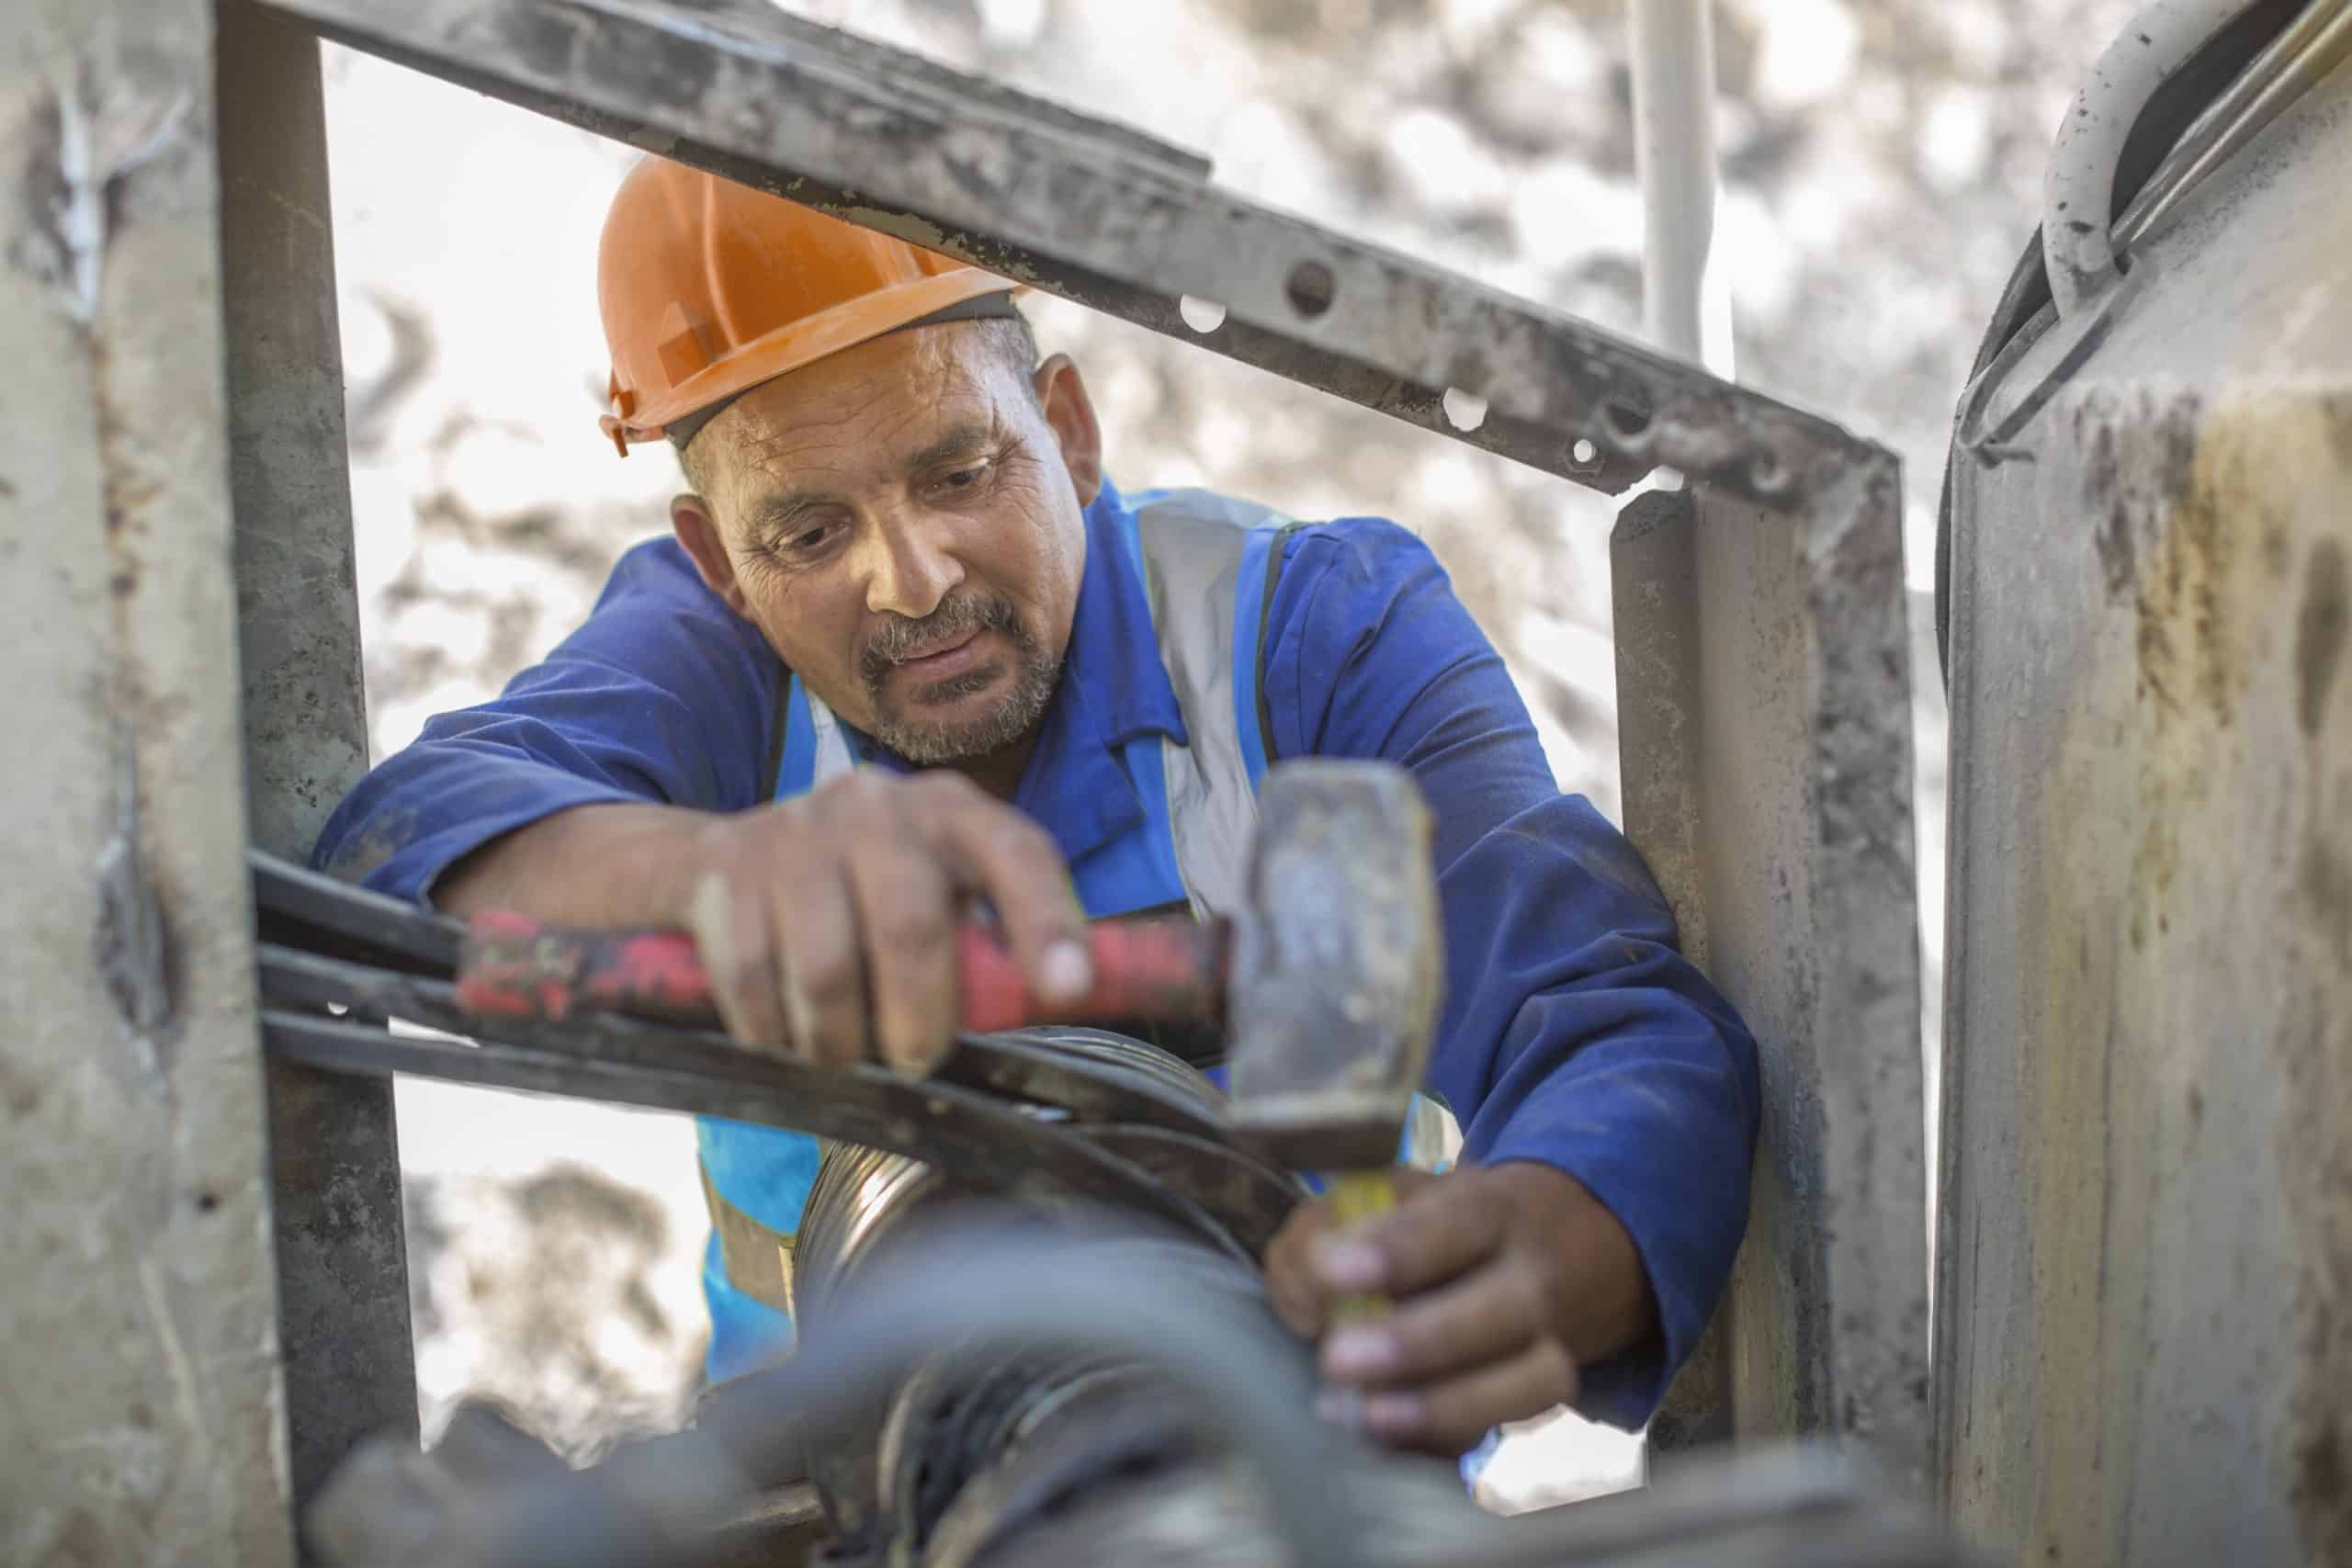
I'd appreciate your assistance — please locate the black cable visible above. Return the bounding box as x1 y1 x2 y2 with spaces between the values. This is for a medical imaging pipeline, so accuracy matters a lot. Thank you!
385 1219 1356 1568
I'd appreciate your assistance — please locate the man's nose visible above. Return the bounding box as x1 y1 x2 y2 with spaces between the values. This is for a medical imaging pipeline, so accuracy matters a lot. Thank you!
860 512 965 620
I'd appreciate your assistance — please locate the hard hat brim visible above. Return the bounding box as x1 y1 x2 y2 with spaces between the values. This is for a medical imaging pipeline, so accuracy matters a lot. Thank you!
600 266 1015 454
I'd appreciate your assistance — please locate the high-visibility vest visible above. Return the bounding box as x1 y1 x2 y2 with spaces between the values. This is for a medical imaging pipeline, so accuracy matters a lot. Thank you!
696 490 1444 1382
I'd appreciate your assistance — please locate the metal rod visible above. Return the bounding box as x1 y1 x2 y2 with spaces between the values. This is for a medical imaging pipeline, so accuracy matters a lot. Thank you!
250 926 1231 1137
252 996 1259 1263
2113 0 2352 253
251 849 464 974
1629 0 1734 376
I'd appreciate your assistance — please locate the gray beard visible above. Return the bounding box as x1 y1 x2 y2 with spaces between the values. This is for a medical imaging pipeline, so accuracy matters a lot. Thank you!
871 646 1061 764
860 592 1061 765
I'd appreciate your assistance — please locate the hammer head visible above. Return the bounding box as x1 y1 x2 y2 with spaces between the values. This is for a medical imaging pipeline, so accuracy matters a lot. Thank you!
1225 761 1443 1169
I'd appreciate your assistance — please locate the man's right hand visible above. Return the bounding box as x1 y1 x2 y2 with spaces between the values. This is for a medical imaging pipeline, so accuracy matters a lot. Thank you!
434 772 1091 1077
682 772 1091 1074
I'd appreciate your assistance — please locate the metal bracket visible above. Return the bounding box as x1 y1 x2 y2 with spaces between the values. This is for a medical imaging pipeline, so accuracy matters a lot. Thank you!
232 0 1928 1489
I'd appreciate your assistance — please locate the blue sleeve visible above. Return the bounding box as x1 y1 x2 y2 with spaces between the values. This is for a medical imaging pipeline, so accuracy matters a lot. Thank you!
312 538 783 903
1261 517 1761 1430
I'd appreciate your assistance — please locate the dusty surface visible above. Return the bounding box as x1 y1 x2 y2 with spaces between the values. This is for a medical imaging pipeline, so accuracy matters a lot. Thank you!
1935 41 2352 1559
1948 388 2352 1566
320 0 2142 1505
4 3 297 1560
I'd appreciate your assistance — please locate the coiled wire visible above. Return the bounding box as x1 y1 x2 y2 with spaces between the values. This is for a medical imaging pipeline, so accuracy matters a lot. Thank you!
793 1026 1231 1320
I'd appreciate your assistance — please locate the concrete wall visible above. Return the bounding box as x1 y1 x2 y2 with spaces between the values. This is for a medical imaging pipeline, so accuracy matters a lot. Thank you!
1 1 296 1559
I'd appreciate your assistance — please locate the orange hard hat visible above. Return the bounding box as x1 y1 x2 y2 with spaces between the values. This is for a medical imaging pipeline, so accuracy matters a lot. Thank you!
596 157 1014 456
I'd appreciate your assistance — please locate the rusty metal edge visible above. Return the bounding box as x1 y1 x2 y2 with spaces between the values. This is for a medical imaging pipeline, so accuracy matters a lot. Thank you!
251 0 1892 508
1800 451 1931 1484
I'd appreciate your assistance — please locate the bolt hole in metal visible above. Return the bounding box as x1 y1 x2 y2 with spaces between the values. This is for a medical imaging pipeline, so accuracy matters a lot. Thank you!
1603 398 1651 438
1178 295 1227 333
1571 437 1599 465
1442 387 1488 432
1284 259 1337 318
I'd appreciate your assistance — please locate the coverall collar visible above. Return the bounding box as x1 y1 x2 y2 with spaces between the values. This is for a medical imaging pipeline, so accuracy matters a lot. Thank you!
846 477 1187 865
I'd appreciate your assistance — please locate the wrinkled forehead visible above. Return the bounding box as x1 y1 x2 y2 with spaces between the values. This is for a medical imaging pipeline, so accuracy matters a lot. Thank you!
696 323 1022 499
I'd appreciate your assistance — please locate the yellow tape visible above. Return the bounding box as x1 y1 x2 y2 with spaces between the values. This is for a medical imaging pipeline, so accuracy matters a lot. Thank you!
1327 1169 1396 1324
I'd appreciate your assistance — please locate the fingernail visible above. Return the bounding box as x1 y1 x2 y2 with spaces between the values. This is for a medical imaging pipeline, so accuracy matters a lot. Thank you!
1313 1237 1385 1292
1038 939 1092 1003
1363 1393 1422 1436
1316 1389 1365 1428
903 1036 956 1078
1322 1326 1397 1380
777 959 815 1059
689 874 735 972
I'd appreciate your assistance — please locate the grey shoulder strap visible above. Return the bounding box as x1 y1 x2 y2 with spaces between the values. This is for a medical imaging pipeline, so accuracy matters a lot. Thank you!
1132 489 1286 919
805 687 856 789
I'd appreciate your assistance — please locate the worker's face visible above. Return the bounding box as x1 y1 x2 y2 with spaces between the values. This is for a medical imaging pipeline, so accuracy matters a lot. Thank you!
671 323 1102 768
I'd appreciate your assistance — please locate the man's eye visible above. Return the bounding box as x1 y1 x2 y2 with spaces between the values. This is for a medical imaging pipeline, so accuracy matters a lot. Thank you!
767 521 838 559
941 462 989 490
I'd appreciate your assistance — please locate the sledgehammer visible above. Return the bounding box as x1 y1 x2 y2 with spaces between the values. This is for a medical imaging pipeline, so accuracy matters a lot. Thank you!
1220 761 1445 1316
455 761 1444 1197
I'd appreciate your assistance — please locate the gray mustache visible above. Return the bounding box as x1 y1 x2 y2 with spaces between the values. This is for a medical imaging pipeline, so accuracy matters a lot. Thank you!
859 592 1026 684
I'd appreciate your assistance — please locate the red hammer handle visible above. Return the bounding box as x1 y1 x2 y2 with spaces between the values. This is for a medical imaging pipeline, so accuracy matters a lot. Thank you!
954 918 1228 1032
455 910 1227 1036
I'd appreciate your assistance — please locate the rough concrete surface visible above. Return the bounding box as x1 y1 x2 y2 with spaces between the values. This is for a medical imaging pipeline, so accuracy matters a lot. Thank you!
2 1 295 1562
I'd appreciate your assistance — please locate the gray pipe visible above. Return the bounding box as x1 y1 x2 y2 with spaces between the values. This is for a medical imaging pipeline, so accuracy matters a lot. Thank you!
1629 0 1730 372
2112 0 2352 254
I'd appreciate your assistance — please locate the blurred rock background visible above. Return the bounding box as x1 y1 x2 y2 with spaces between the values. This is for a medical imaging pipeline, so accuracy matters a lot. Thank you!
322 0 2141 1510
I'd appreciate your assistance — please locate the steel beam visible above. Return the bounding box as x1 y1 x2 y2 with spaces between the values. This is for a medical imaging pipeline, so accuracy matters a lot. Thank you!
1611 489 1734 1465
1613 468 1928 1482
247 0 1889 505
0 0 297 1560
217 0 421 1532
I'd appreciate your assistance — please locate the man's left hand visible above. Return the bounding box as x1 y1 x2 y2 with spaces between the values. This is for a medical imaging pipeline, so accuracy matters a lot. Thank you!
1262 1163 1656 1456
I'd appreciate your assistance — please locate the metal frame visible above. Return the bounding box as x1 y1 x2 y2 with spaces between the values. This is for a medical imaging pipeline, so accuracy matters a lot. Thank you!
218 0 420 1515
245 0 1928 1473
1611 470 1926 1480
254 0 1862 508
6 0 1928 1551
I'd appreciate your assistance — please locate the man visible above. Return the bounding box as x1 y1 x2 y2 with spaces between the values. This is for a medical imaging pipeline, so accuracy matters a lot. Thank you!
317 157 1759 1457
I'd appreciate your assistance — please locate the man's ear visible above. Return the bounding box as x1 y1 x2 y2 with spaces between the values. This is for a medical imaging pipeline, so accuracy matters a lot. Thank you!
671 492 752 617
1033 353 1104 507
